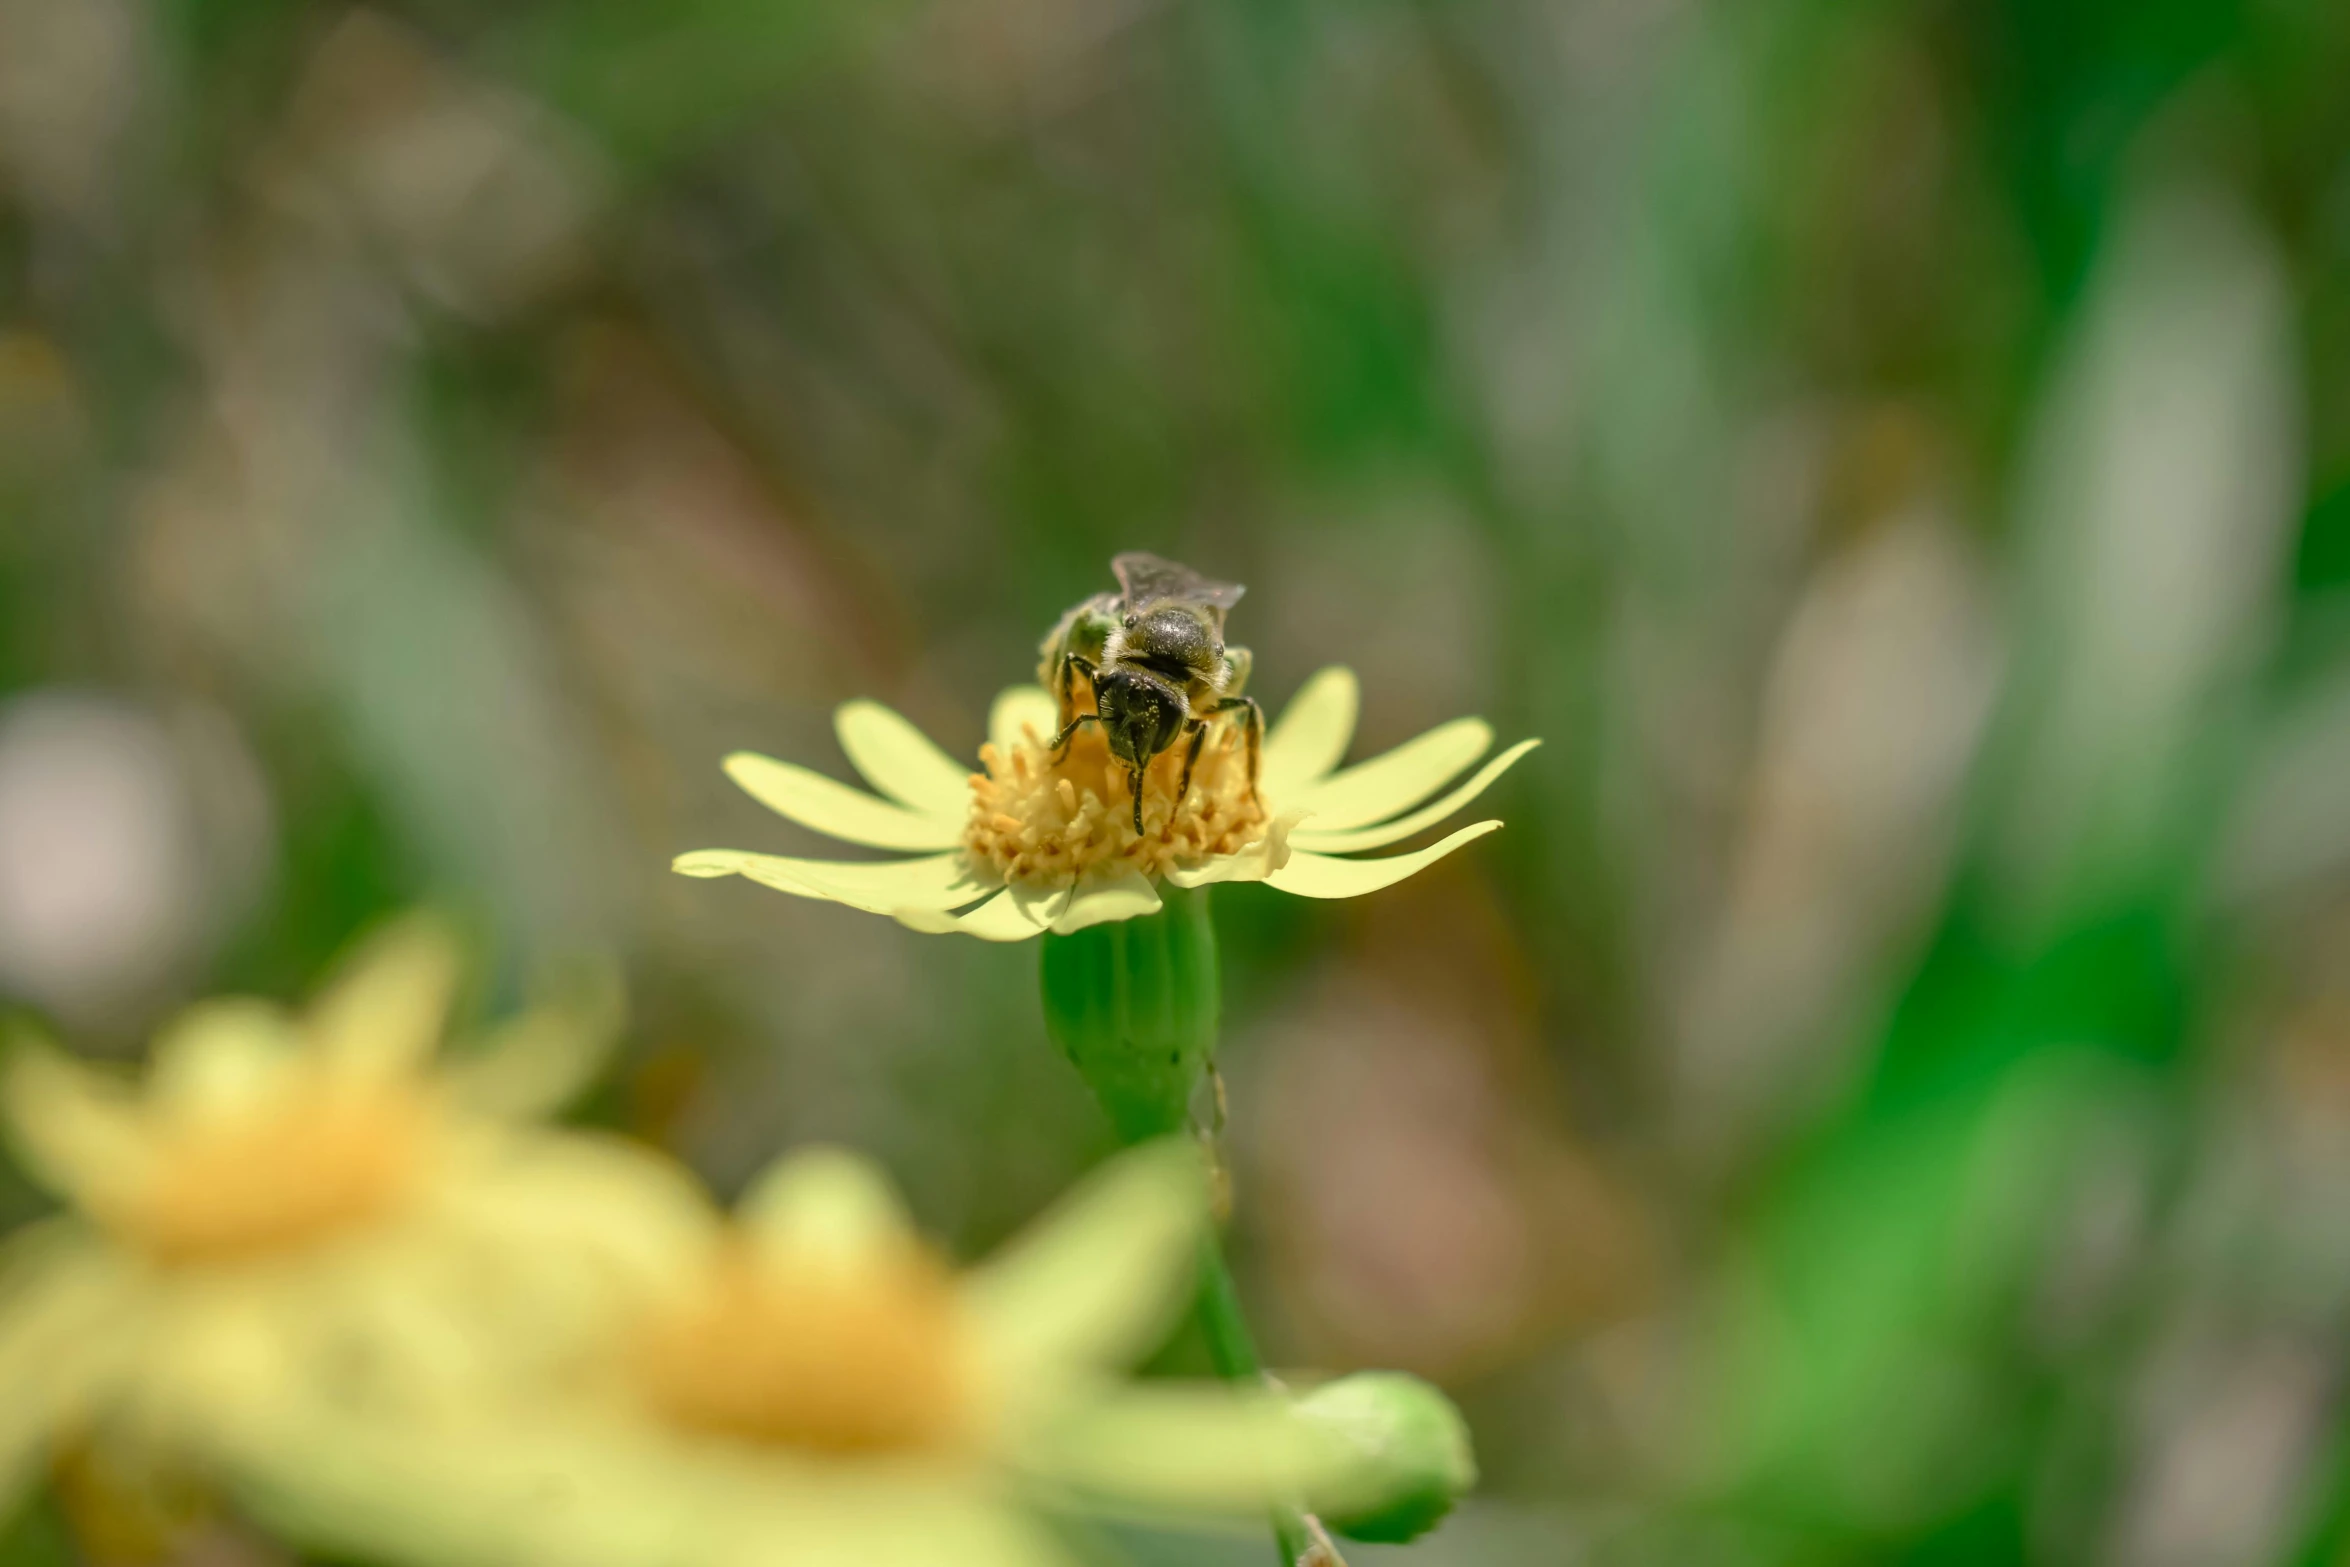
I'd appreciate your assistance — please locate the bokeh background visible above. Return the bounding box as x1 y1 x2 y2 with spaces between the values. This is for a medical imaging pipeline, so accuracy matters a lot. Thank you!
4 0 2350 1562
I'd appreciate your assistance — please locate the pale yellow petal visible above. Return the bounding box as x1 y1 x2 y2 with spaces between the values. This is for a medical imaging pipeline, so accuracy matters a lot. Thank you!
724 1494 1084 1567
307 914 463 1086
989 685 1060 755
219 1413 600 1567
432 1130 717 1294
439 958 624 1121
671 850 989 915
1016 1385 1367 1522
964 1140 1206 1385
1162 812 1300 889
232 1410 1078 1567
1265 820 1502 899
1293 739 1540 853
1160 861 1269 889
1291 717 1491 832
893 889 1048 942
1050 867 1162 933
1260 666 1359 798
0 1044 150 1204
149 998 305 1122
834 699 971 817
737 1146 917 1271
1012 881 1076 928
721 753 963 852
727 1472 1085 1567
0 1226 137 1504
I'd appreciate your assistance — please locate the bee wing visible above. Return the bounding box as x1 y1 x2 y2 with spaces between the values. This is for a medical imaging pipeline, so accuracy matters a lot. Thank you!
1112 552 1247 614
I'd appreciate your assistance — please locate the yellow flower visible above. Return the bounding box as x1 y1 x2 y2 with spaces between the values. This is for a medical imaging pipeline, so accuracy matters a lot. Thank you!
230 1142 1371 1567
674 667 1538 940
0 916 684 1508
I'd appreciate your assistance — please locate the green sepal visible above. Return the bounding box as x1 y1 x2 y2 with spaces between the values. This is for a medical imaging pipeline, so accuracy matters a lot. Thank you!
1038 884 1218 1144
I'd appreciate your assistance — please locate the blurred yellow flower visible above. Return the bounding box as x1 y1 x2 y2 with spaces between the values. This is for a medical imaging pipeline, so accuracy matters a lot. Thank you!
235 1141 1371 1567
675 666 1537 940
0 915 683 1511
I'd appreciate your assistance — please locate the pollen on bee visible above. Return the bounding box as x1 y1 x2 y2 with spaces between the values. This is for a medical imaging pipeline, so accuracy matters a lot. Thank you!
962 714 1268 887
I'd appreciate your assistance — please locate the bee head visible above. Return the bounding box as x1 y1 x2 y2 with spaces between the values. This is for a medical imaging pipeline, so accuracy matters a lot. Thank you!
1094 667 1186 770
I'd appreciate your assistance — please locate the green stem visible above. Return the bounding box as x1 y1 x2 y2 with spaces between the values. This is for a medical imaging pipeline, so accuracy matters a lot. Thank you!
1194 1233 1263 1382
1196 1236 1321 1565
1039 888 1332 1566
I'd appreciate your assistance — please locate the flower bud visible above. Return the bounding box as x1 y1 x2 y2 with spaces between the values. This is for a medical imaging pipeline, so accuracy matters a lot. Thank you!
1296 1372 1476 1543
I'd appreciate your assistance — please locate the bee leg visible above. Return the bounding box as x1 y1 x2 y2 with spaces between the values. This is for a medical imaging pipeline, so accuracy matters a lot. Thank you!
1057 653 1098 727
1050 712 1098 763
1175 719 1208 810
1210 696 1265 788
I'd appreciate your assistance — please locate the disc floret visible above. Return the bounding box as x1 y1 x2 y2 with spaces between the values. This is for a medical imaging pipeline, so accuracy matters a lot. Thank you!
965 711 1269 888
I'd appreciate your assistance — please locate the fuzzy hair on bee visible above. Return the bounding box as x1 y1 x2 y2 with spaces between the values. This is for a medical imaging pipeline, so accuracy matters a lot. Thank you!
1038 553 1264 836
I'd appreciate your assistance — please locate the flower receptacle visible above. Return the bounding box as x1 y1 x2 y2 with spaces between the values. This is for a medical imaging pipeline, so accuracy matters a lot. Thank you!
1038 885 1219 1143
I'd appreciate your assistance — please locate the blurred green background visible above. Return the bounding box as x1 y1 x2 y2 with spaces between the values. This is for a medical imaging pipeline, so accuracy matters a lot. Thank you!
3 0 2350 1561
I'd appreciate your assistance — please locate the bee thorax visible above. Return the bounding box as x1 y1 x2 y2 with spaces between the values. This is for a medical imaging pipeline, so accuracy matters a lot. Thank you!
1107 608 1221 682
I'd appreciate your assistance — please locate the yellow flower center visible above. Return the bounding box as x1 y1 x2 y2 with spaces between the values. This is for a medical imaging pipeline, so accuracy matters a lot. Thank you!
633 1240 971 1456
109 1080 429 1266
965 710 1267 886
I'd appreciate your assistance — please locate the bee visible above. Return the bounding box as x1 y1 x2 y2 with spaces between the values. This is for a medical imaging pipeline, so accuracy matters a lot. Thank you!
1036 552 1263 835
